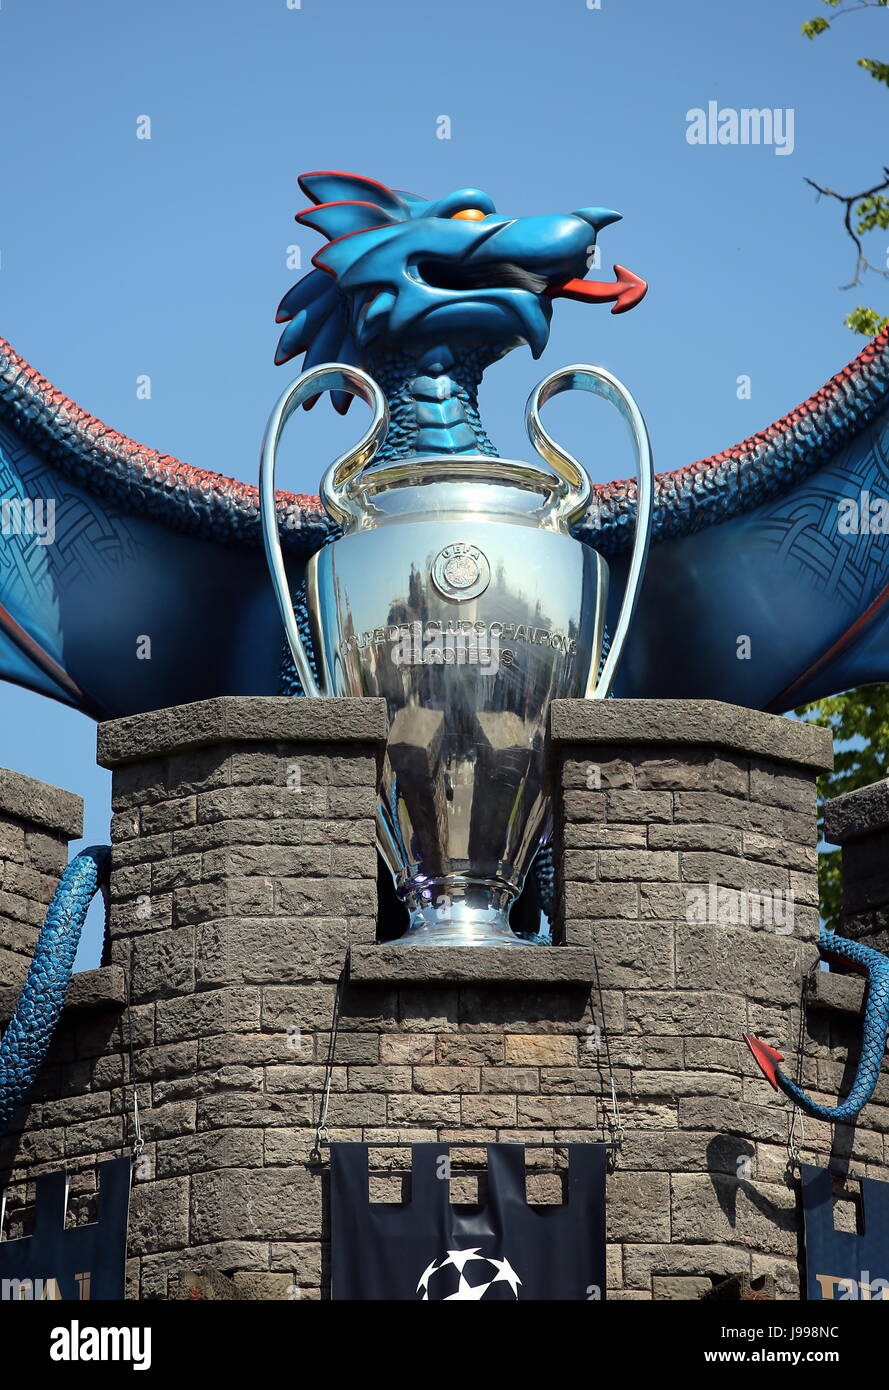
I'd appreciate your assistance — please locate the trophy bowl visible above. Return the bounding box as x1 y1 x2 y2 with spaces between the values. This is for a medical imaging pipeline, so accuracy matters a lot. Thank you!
261 364 653 946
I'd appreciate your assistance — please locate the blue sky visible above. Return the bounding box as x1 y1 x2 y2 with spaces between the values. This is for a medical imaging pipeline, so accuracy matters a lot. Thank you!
0 0 886 964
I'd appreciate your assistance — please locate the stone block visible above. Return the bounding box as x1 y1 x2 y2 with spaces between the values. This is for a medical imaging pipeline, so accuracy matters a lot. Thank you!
584 918 674 990
345 1066 412 1093
625 990 747 1039
824 779 889 844
607 1171 671 1242
605 791 673 824
233 1271 298 1300
550 701 831 772
128 1177 190 1254
169 1269 237 1300
749 763 816 814
504 1035 578 1066
190 1167 323 1243
623 1243 748 1290
0 768 83 837
269 1243 323 1286
131 928 195 1000
598 851 679 883
481 1066 539 1094
652 1274 711 1300
636 756 748 799
648 824 743 854
155 987 261 1043
436 1035 503 1065
387 1093 462 1125
516 1095 598 1128
461 1094 517 1126
564 881 638 919
194 918 348 988
380 1033 435 1065
412 1066 481 1093
671 1174 798 1256
155 1128 265 1177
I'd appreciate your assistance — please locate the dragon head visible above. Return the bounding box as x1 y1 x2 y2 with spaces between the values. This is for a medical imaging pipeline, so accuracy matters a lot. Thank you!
275 171 645 415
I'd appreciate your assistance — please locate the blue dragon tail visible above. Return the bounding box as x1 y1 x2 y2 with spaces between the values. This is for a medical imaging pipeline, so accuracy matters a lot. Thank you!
744 927 889 1124
0 845 110 1136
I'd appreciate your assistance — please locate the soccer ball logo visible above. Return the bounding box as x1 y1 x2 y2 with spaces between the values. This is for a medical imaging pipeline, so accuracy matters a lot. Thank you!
417 1248 522 1300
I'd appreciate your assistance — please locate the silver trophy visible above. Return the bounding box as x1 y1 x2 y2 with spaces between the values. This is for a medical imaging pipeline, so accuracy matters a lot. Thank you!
260 362 653 946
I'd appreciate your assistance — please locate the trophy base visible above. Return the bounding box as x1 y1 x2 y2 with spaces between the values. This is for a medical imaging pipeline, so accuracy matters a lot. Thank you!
393 886 542 947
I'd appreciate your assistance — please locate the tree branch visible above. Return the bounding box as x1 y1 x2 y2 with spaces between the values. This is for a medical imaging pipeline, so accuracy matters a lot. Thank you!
826 0 887 16
805 167 889 287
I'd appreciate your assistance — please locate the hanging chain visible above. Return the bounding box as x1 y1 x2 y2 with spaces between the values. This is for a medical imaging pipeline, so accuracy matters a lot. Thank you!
787 959 818 1176
124 968 145 1163
609 1074 625 1154
131 1084 145 1163
589 967 625 1164
310 953 348 1164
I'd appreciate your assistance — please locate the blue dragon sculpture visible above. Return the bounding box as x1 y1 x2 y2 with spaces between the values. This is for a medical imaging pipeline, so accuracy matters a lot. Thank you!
3 170 889 1134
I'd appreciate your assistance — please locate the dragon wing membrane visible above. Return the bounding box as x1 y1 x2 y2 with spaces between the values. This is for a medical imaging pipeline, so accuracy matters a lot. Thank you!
0 337 332 719
592 326 889 711
2 327 889 719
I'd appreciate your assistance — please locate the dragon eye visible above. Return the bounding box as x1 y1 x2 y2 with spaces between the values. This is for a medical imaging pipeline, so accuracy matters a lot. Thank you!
451 208 487 221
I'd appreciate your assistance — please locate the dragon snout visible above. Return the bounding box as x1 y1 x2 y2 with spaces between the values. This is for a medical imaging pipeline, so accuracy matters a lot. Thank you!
478 211 648 314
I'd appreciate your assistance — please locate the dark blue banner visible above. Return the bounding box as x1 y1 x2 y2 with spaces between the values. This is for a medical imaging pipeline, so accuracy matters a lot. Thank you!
331 1143 606 1301
0 1156 130 1301
801 1162 889 1300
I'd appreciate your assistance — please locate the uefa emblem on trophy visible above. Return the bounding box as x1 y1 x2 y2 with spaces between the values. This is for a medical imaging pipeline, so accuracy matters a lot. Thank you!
259 173 654 946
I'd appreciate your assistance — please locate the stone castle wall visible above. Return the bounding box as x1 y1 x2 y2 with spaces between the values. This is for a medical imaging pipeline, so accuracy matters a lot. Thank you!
1 695 887 1300
0 767 82 997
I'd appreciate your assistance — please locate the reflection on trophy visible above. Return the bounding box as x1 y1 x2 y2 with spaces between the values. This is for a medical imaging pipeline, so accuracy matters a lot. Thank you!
261 362 653 946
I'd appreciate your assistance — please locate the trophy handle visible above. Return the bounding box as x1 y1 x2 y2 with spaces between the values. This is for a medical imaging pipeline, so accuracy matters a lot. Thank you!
525 364 654 700
259 362 389 698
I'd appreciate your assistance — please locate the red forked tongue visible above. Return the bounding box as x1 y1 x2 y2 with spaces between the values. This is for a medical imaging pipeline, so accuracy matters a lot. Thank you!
544 263 648 315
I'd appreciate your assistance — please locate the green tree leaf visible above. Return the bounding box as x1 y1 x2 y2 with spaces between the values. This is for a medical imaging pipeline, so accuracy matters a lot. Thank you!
855 195 889 233
802 16 831 36
845 305 889 335
859 57 889 86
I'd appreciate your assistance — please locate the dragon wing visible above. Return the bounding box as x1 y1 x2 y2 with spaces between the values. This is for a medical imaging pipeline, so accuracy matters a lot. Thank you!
0 337 332 718
3 327 889 720
588 326 889 711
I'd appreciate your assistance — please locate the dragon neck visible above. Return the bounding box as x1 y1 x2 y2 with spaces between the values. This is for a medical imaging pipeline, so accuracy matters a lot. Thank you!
362 345 500 462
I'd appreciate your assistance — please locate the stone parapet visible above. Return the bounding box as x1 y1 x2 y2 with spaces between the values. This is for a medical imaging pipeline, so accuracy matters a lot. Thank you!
0 767 82 996
4 696 887 1303
551 699 859 1299
824 778 889 952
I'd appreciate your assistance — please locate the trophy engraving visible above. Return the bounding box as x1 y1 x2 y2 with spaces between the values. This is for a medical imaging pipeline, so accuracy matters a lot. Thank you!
431 544 491 602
